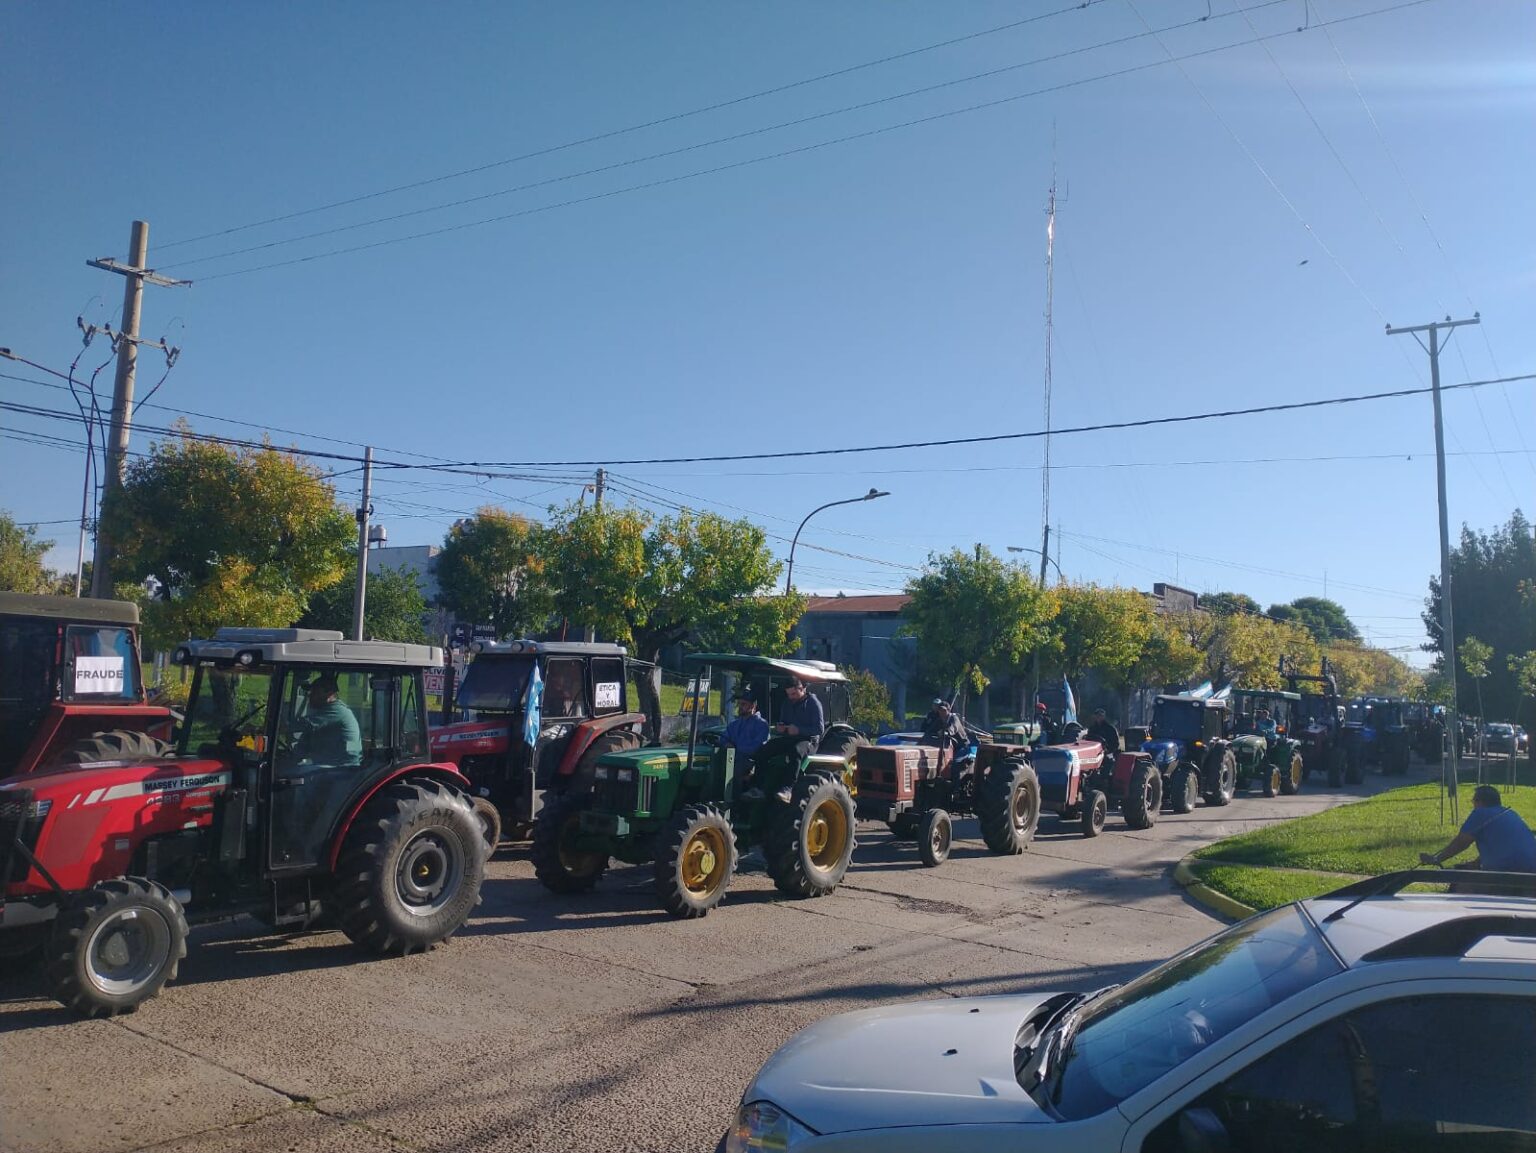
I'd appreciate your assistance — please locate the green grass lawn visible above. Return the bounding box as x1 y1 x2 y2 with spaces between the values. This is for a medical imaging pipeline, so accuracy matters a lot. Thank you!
1189 781 1536 913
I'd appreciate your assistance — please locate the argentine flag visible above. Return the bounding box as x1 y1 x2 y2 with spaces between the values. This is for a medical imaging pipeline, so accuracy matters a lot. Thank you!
1062 675 1077 726
523 663 544 747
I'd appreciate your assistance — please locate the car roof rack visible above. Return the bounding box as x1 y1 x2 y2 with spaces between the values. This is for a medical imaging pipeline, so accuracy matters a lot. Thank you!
1320 868 1536 923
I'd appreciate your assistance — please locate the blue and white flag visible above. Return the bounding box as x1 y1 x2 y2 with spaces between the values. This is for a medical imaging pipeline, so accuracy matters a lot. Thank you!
1062 676 1077 726
1188 681 1214 700
523 663 544 747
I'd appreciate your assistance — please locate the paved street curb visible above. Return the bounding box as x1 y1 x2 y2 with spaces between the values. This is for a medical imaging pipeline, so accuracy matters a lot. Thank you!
1174 856 1257 922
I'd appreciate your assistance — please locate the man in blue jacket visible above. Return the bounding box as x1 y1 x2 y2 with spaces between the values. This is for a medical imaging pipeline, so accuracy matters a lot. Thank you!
1421 785 1536 873
724 687 770 760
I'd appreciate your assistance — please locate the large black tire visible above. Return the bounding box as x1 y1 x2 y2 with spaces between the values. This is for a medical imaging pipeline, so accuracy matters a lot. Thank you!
469 796 502 860
1122 760 1162 830
569 728 644 791
1279 750 1304 795
1326 747 1345 788
977 758 1040 855
44 877 187 1017
918 808 952 867
1202 749 1237 807
49 729 173 766
1170 765 1199 814
531 792 609 894
816 726 868 762
654 804 735 919
329 780 484 954
1080 790 1107 837
1261 763 1282 798
1344 748 1364 786
767 774 856 897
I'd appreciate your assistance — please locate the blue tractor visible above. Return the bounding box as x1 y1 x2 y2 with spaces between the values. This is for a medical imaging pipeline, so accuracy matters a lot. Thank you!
1140 692 1237 811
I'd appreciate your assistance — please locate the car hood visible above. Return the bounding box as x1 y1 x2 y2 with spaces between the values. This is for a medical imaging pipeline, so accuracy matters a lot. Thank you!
744 994 1058 1135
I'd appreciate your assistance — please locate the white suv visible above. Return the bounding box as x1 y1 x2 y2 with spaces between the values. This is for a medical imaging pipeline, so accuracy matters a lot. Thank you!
725 870 1536 1152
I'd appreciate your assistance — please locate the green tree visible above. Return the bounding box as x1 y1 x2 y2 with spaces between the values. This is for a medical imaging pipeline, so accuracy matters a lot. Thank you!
435 507 552 640
1424 510 1536 720
299 561 430 644
1201 591 1262 618
842 666 894 735
1322 640 1422 699
0 511 56 594
1175 609 1318 690
101 432 354 650
903 547 1056 708
1048 584 1156 683
1268 597 1359 644
536 502 804 733
1109 613 1203 721
1461 635 1493 725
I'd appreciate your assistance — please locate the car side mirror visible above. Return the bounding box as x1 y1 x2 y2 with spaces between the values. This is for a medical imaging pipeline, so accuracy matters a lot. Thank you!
1177 1107 1230 1153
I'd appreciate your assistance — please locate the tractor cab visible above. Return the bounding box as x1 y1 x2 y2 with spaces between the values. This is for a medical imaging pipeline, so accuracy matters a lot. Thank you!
0 593 172 776
1 628 484 1017
532 654 862 918
1228 689 1300 738
430 640 646 846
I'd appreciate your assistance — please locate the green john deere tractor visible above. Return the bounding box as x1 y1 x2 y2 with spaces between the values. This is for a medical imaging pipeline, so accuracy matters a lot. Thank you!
1227 688 1306 797
530 654 862 918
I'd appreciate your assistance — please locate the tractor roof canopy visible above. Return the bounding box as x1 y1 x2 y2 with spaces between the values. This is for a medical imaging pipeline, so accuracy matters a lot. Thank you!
1156 693 1229 710
173 628 443 669
470 639 628 658
1233 688 1302 703
682 653 847 683
0 592 140 627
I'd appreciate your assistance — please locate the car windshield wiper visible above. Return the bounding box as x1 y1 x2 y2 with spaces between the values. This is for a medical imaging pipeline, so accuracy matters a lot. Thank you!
1018 985 1117 1094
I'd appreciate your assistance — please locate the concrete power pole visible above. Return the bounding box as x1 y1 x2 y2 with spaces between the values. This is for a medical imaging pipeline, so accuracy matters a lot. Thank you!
582 468 608 642
352 447 374 641
1386 314 1480 801
87 221 190 597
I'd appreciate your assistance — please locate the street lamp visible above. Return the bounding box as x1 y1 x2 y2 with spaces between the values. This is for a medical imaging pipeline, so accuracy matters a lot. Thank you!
784 488 890 594
1006 545 1063 582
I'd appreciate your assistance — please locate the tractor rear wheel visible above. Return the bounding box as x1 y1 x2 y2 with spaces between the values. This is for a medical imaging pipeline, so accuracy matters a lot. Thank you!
329 780 484 954
1279 751 1304 795
1080 790 1107 837
49 729 172 766
977 758 1040 855
816 726 868 763
469 797 501 859
918 809 952 867
1344 749 1364 785
767 774 856 897
571 728 644 791
45 877 187 1017
1170 765 1199 814
1122 760 1162 830
531 792 609 894
655 804 735 918
1202 749 1237 807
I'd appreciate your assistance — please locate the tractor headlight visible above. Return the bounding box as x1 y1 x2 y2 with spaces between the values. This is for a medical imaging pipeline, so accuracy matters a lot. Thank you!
594 766 610 780
726 1101 813 1152
617 769 634 782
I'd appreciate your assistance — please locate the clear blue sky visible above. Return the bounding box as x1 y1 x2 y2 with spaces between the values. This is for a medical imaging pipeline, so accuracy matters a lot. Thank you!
3 1 1532 662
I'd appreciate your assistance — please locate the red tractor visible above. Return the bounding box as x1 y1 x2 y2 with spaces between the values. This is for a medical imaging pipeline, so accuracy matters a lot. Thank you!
0 592 175 775
429 640 647 852
0 628 485 1017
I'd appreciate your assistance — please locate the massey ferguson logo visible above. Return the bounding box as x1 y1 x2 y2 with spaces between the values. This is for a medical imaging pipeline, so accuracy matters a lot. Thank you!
67 771 232 810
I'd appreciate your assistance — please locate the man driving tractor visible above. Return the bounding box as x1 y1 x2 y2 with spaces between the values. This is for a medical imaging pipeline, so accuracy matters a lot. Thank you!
920 698 968 750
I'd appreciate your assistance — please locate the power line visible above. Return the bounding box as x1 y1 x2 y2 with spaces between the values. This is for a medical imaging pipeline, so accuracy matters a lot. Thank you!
158 1 1109 251
189 0 1435 282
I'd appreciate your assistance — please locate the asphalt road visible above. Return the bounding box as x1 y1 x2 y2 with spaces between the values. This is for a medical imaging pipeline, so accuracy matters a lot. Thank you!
0 769 1415 1153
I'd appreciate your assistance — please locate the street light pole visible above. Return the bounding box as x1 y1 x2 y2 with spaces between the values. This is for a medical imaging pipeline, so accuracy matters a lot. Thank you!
1006 543 1063 583
784 488 890 594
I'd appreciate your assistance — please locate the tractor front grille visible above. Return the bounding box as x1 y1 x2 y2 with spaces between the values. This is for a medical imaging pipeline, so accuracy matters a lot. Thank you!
590 769 639 816
0 789 48 885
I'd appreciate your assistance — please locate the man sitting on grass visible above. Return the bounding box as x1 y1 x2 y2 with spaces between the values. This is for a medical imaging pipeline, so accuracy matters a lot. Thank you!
1420 785 1536 873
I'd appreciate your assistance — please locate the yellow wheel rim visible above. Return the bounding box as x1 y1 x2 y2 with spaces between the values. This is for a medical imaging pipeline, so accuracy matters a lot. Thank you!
557 816 602 877
680 826 729 896
1291 756 1303 786
806 798 849 870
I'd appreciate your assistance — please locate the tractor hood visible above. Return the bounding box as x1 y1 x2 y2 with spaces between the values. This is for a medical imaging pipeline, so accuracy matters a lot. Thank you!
742 994 1059 1136
592 746 692 772
1231 734 1267 755
1141 739 1181 767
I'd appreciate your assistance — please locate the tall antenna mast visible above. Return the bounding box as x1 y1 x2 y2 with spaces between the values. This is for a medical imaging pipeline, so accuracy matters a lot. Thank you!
1039 163 1059 586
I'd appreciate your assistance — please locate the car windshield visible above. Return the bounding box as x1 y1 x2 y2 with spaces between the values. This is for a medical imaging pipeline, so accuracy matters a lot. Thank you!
1150 701 1202 743
456 656 534 712
1045 905 1343 1119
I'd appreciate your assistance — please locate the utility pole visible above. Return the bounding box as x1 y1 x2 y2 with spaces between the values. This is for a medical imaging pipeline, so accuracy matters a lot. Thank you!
1030 174 1061 711
594 467 607 509
1386 314 1480 801
87 221 190 597
352 447 374 641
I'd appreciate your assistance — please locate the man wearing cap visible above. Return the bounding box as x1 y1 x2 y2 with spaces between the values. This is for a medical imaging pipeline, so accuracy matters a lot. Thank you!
724 687 770 760
292 673 363 765
1032 700 1059 746
921 698 968 751
1086 707 1121 758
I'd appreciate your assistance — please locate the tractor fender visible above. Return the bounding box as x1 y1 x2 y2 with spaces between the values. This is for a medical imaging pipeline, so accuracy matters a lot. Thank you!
1110 752 1145 793
325 762 472 870
554 713 647 778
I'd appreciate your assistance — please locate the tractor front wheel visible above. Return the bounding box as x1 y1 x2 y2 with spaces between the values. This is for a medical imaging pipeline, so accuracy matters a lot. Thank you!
978 758 1040 855
45 877 187 1017
767 774 856 897
531 793 609 894
330 780 484 954
1262 764 1282 798
1202 749 1237 807
918 809 952 867
1170 765 1199 814
1279 751 1304 795
655 804 735 918
1080 790 1107 837
469 796 502 860
1122 760 1162 830
1326 747 1345 788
